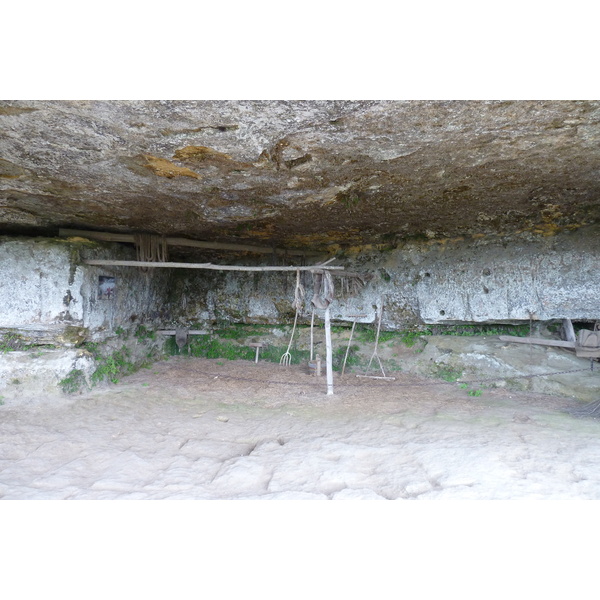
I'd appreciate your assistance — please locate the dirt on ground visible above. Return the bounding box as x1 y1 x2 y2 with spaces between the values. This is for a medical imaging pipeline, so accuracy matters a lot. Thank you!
1 356 599 500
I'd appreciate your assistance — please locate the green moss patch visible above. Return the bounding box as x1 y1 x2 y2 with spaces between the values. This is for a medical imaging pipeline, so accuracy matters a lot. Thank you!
59 369 87 394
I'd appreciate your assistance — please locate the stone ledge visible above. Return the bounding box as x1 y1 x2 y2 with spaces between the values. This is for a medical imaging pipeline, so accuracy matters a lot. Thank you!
0 348 95 403
0 324 88 348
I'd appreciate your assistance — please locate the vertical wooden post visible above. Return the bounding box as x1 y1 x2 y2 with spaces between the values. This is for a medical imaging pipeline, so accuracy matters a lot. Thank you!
561 318 576 342
324 306 334 395
310 307 315 361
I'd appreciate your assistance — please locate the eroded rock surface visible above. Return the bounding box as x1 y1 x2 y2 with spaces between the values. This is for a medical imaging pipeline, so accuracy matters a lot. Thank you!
1 100 599 255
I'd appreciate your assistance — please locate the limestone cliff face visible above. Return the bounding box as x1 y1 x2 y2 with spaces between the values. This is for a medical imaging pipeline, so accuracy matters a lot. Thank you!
163 224 600 327
0 236 169 338
1 100 599 255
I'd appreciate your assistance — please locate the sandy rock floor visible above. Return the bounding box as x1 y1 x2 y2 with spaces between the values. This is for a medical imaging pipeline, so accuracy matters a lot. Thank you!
1 357 600 500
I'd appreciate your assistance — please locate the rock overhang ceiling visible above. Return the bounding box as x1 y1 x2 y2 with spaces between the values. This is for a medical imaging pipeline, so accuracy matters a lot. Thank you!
1 99 599 259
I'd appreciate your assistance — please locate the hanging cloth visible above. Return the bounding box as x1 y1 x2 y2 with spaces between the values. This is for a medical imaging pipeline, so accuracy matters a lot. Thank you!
311 270 334 309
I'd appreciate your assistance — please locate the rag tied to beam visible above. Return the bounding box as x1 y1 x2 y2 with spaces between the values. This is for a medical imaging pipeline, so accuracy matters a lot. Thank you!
312 271 335 309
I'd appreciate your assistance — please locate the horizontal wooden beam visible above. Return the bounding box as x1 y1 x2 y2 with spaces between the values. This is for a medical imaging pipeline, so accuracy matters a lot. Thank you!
156 330 210 335
59 228 321 257
84 259 344 272
498 335 576 348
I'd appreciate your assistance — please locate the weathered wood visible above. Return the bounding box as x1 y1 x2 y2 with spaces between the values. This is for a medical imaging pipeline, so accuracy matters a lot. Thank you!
156 330 209 335
500 333 600 358
324 306 334 395
361 301 389 378
60 228 320 256
310 307 315 361
498 335 576 348
84 259 344 272
341 319 357 377
248 342 265 363
316 257 337 267
356 375 397 380
561 318 576 342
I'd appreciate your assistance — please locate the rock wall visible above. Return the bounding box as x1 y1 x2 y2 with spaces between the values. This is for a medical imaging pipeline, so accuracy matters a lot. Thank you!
0 236 170 399
2 230 598 400
0 236 169 343
3 226 597 339
164 226 600 329
375 225 600 326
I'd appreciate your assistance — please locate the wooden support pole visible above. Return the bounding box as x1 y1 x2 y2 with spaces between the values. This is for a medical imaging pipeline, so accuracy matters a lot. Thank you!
561 318 576 342
84 259 343 272
60 228 321 257
310 307 315 361
324 306 334 395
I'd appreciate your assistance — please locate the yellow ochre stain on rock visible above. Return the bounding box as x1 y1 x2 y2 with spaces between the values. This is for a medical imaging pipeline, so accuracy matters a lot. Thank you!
173 146 232 162
143 154 200 179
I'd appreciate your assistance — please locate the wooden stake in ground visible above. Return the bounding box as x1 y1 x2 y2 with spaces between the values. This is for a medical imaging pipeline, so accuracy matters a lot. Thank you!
324 306 334 395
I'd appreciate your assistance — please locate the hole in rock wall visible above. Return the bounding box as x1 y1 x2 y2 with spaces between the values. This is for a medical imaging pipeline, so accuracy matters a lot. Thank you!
98 276 116 300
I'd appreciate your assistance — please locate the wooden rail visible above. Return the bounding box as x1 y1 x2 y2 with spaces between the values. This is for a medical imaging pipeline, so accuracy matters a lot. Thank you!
60 228 321 257
84 259 344 272
156 330 209 335
498 335 576 349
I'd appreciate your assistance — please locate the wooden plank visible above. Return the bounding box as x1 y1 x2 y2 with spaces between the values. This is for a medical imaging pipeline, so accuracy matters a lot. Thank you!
84 259 344 272
59 228 320 257
324 306 334 395
156 330 209 335
498 335 576 348
60 229 134 243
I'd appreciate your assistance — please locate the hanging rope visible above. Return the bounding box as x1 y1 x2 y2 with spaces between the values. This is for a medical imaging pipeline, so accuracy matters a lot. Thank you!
134 234 168 263
292 269 305 312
